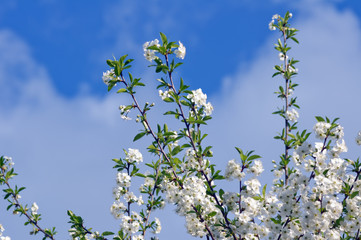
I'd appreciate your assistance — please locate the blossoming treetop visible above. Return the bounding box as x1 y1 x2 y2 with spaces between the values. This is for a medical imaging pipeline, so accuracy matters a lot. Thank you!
1 11 361 240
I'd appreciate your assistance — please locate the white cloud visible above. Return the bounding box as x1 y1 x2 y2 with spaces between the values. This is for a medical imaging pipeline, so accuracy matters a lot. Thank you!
0 29 151 238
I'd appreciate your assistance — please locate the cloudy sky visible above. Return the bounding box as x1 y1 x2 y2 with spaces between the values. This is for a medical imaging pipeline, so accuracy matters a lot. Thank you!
1 0 361 239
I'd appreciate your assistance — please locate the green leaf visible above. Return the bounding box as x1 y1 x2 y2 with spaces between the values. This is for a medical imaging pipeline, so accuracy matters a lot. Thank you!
124 59 134 66
117 88 127 93
106 60 116 67
180 100 191 107
135 173 146 178
262 184 267 197
160 32 167 45
350 191 359 199
119 54 128 63
248 155 261 161
235 147 243 155
272 72 282 78
291 37 299 44
208 211 217 217
102 231 114 236
219 189 225 199
135 82 145 87
213 174 225 180
107 81 116 92
114 64 121 76
133 132 146 142
161 97 173 103
174 62 183 69
315 116 325 122
164 111 177 115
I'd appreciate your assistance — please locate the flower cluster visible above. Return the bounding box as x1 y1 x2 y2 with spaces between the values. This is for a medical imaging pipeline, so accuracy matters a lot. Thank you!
98 24 361 239
285 108 299 122
0 224 10 240
125 148 143 164
31 202 39 215
111 153 144 219
108 148 165 240
143 39 160 62
143 38 186 62
174 41 186 59
1 156 14 170
163 176 221 238
3 11 361 240
356 131 361 145
278 52 288 61
225 159 245 181
0 156 57 239
158 89 171 100
102 69 122 86
187 88 214 116
269 14 280 31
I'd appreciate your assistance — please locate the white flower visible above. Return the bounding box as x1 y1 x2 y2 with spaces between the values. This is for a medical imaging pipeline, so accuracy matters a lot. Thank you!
288 13 293 18
3 156 13 166
330 139 348 157
102 69 115 85
272 14 280 20
187 88 207 107
331 125 344 139
116 172 131 187
269 19 276 31
31 202 39 215
289 66 298 73
244 178 261 195
285 109 299 122
154 217 161 234
296 141 312 158
126 148 143 163
120 215 140 234
124 191 137 203
144 50 156 62
278 52 288 61
248 160 264 176
174 41 186 59
143 39 160 62
225 159 245 181
119 105 131 121
204 102 214 116
132 235 144 240
137 195 144 206
314 122 331 139
120 115 131 121
355 131 361 145
110 201 126 219
158 89 171 100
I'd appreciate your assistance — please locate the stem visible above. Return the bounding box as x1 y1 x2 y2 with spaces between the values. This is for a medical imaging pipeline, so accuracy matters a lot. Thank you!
120 72 217 240
164 55 238 240
343 169 361 203
282 28 290 186
0 168 55 240
142 153 164 238
127 162 131 217
238 180 242 213
355 229 360 239
308 135 329 182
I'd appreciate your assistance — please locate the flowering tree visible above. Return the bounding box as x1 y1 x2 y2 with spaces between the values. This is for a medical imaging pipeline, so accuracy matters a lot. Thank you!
1 12 361 240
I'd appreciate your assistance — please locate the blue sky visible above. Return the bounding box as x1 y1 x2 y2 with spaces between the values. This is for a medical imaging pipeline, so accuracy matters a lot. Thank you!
1 0 361 239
